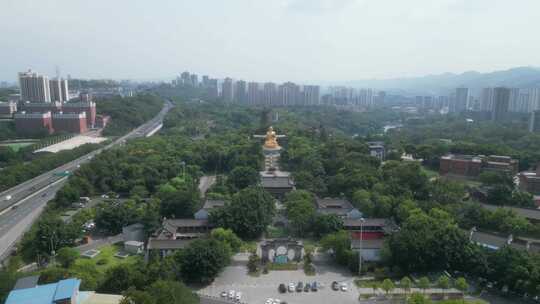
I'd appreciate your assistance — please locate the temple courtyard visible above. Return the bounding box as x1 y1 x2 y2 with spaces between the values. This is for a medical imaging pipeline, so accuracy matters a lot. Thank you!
199 258 359 304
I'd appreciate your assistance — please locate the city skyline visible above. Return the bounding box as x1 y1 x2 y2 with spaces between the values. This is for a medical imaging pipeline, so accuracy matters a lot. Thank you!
2 0 540 82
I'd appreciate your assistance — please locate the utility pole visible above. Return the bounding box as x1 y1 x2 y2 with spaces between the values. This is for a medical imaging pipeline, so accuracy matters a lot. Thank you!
358 217 365 275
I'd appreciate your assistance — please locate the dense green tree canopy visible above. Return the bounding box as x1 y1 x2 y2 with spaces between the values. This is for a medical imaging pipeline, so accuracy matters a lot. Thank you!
210 186 275 239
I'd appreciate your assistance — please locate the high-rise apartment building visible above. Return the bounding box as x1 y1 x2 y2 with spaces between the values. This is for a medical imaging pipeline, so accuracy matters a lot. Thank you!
263 83 277 105
491 87 510 122
530 88 540 112
247 82 260 105
49 78 69 102
190 74 198 87
480 88 494 112
279 82 300 106
18 70 51 103
508 88 520 112
302 85 320 106
453 87 468 113
529 110 540 133
202 75 210 87
234 80 247 104
221 78 234 103
207 79 218 99
180 72 190 85
518 90 531 113
377 91 386 104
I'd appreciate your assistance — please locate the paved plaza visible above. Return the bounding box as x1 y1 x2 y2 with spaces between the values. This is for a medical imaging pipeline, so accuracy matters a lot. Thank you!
200 262 360 304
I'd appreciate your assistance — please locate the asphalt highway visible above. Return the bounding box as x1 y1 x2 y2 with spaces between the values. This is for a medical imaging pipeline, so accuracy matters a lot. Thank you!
0 99 173 261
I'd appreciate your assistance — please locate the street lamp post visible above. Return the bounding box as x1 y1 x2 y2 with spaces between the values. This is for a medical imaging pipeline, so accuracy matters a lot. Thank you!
359 217 365 275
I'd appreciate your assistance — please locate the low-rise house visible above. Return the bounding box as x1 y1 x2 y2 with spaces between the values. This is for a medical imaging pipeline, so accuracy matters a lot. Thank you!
194 199 226 220
122 223 145 242
351 238 384 262
6 278 122 304
346 218 397 262
146 218 213 259
367 141 385 161
479 203 540 224
468 228 540 253
315 197 363 219
260 169 295 199
124 240 144 254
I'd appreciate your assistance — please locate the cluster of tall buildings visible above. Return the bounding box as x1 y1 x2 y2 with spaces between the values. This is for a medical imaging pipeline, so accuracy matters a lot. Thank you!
322 87 386 107
415 87 540 125
0 70 104 135
221 79 320 106
173 71 322 106
173 71 389 108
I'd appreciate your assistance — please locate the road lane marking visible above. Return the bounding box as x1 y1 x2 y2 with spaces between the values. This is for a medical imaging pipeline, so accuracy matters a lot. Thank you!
0 177 67 217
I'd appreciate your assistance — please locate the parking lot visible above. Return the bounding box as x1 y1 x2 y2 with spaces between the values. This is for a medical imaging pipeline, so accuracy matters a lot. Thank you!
199 262 360 304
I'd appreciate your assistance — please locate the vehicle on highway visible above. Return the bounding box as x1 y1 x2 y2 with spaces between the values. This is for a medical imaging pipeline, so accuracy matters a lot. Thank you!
332 281 339 291
311 281 318 291
5 195 12 201
296 281 303 292
54 170 71 177
304 282 310 292
278 283 287 293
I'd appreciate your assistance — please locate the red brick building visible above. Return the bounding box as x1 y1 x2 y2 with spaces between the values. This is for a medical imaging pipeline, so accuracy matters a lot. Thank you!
519 168 540 195
440 154 518 178
22 101 62 114
14 111 54 135
440 155 483 177
52 112 88 134
62 101 96 128
95 114 111 129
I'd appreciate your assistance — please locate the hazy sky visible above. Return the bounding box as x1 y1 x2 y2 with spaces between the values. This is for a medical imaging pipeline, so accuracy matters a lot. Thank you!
2 0 540 83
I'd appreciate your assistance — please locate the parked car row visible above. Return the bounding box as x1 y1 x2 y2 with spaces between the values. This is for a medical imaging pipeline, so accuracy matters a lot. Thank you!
220 290 242 302
278 281 319 293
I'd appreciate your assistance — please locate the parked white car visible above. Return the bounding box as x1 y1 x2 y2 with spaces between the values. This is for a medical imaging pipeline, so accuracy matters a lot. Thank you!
228 290 235 299
235 291 242 301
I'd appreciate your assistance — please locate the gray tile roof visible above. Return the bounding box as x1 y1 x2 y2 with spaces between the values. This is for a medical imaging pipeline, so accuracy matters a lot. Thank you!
13 276 40 290
147 238 193 250
480 203 540 221
202 199 226 210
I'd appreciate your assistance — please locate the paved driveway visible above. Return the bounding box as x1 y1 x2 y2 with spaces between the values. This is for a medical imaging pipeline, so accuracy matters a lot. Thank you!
200 263 359 304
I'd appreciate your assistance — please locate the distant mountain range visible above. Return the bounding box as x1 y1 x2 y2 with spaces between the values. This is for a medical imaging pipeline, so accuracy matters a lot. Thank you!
326 67 540 95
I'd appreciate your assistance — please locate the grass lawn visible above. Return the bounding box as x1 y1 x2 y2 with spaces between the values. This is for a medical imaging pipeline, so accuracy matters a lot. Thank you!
71 244 141 274
422 166 440 179
1 142 35 152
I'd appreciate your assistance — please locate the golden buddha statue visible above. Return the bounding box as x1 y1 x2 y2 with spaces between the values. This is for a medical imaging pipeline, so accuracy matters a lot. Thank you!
264 126 280 149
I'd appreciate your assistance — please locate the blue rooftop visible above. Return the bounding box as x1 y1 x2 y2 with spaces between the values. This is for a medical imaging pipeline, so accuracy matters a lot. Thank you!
5 278 81 304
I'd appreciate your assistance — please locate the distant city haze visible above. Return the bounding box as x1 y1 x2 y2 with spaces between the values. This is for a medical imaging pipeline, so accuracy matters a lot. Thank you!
2 0 540 82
